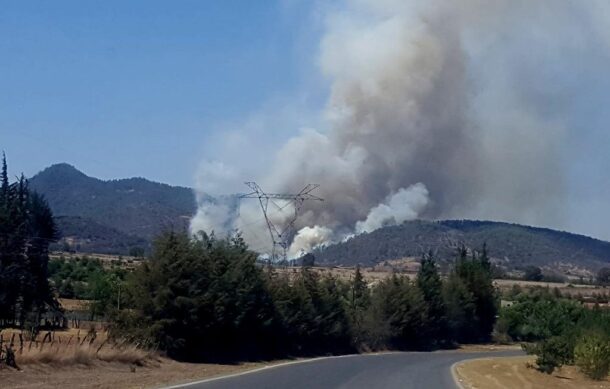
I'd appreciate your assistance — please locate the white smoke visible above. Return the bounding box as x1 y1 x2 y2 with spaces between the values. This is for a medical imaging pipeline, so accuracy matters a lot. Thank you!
191 0 610 253
190 199 235 236
287 225 334 259
355 183 429 234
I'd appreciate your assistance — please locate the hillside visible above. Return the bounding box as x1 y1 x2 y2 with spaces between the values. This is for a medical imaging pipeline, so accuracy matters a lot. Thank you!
313 220 610 273
51 216 149 255
29 163 197 254
28 164 610 271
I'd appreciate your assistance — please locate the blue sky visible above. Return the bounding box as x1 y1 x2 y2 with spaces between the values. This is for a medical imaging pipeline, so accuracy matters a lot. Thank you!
2 1 610 240
0 0 321 186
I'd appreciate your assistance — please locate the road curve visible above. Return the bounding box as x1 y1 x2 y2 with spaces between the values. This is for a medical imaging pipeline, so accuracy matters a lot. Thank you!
165 349 522 389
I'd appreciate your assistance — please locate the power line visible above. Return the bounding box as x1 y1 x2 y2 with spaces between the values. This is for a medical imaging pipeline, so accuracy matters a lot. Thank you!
239 182 323 262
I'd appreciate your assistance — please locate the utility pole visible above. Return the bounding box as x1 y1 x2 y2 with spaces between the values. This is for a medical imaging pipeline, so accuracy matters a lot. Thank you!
239 182 323 262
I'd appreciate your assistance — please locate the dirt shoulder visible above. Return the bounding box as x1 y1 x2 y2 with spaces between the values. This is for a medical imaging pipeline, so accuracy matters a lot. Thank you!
0 356 287 389
454 355 610 389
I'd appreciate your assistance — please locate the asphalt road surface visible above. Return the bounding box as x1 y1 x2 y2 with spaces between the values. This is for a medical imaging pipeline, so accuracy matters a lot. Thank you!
168 350 522 389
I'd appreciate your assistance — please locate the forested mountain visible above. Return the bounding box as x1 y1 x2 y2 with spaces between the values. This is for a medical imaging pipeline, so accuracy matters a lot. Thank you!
29 164 610 272
29 163 197 254
314 220 610 272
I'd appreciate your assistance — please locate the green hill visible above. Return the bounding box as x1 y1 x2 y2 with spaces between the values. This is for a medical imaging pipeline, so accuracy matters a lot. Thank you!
313 220 610 272
29 163 197 254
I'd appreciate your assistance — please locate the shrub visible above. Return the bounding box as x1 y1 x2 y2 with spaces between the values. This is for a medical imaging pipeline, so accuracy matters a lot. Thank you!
524 335 574 374
574 332 610 380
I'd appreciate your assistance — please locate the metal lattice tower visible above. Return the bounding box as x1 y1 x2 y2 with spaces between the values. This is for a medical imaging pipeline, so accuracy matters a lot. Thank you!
239 182 323 262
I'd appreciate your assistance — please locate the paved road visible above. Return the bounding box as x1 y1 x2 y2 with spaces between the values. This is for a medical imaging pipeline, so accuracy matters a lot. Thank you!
168 350 522 389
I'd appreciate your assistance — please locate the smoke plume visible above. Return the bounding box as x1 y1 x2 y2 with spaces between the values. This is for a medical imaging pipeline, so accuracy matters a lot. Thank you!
191 0 610 254
287 225 334 259
355 183 429 234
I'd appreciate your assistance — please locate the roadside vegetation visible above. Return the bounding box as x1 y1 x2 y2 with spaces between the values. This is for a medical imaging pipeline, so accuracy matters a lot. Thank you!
108 232 497 361
495 288 610 380
48 255 127 318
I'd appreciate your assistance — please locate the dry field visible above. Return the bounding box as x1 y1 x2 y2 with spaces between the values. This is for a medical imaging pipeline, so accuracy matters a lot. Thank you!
455 355 610 389
278 265 608 299
50 251 143 270
494 279 609 298
275 265 410 285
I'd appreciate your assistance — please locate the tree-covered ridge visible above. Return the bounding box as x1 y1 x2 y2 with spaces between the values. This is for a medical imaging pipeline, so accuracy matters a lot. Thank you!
314 219 610 271
0 155 58 327
28 163 198 246
53 216 148 254
110 231 497 361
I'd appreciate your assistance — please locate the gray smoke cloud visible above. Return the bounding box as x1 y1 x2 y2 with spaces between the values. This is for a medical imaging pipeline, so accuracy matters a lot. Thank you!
191 0 610 254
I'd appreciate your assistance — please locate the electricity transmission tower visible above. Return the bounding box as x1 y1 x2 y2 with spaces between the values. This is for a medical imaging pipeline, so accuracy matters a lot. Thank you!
239 182 323 262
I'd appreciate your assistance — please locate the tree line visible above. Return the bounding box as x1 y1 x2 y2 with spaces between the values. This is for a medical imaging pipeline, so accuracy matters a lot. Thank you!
0 155 58 328
109 231 498 362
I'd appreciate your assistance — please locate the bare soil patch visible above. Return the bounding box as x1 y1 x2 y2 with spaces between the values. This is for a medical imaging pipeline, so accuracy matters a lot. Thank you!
455 355 610 389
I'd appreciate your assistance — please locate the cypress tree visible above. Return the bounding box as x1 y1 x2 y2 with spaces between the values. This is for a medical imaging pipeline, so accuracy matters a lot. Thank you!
450 245 498 342
0 156 58 327
347 265 370 344
416 250 448 346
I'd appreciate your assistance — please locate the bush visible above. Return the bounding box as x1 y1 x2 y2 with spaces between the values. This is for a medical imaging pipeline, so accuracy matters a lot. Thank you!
524 335 574 374
574 332 610 380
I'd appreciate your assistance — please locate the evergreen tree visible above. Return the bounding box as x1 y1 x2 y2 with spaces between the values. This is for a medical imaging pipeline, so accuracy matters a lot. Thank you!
443 271 477 342
449 245 498 342
346 265 370 345
0 156 57 327
369 274 428 349
116 231 279 361
416 251 448 345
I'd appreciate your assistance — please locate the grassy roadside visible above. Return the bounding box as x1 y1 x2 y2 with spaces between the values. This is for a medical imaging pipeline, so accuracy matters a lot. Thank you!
455 355 610 389
0 326 281 389
0 356 286 389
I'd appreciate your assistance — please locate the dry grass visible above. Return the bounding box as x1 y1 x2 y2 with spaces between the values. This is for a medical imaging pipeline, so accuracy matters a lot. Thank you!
0 356 277 389
455 355 610 389
15 343 150 367
278 267 608 299
0 328 150 368
58 298 90 311
275 264 416 285
494 279 609 299
0 327 278 389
